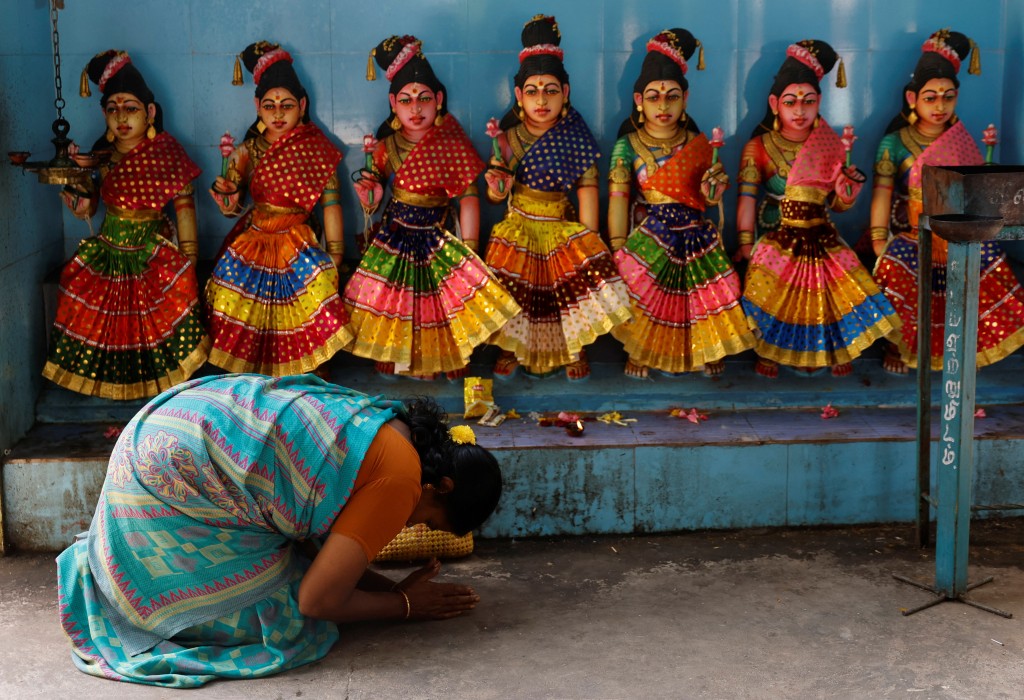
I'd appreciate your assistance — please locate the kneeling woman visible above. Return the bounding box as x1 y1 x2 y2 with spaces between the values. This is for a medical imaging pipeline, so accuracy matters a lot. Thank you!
57 374 502 688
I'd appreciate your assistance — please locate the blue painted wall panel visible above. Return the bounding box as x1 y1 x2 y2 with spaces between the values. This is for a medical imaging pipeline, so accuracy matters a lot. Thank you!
634 445 789 531
479 447 634 537
786 442 917 525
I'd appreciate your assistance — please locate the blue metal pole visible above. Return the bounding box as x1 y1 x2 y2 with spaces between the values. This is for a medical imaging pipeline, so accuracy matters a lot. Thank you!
933 239 980 596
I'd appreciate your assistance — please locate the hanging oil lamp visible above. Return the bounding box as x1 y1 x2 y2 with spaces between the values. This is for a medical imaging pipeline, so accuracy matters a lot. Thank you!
7 0 94 187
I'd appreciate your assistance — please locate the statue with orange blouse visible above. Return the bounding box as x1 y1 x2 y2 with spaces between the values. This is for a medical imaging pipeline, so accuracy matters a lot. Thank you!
735 39 900 378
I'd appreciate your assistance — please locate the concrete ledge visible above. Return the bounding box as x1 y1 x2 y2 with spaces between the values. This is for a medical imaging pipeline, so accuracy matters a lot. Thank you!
6 406 1024 551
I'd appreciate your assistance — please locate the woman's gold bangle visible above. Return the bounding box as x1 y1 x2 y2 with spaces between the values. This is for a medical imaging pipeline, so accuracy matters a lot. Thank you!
396 588 411 620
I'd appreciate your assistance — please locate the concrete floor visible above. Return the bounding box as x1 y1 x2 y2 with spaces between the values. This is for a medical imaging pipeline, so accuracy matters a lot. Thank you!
2 521 1022 699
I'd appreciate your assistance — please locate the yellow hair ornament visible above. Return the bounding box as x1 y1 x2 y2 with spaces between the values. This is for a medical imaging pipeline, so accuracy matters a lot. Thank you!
449 425 476 445
696 39 705 71
367 48 377 81
968 38 981 76
79 66 91 98
232 54 244 86
836 56 847 88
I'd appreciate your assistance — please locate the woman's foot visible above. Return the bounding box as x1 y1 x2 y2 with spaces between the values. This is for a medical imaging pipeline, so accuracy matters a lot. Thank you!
624 359 649 379
565 351 590 381
831 362 853 377
702 360 725 377
883 346 908 375
754 358 778 379
493 351 520 380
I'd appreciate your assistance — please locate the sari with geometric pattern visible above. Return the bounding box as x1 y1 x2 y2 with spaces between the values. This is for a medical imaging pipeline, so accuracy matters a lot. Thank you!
57 374 401 687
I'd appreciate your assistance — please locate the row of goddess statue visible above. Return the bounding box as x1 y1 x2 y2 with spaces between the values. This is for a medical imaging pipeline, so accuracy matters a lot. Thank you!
40 17 1024 399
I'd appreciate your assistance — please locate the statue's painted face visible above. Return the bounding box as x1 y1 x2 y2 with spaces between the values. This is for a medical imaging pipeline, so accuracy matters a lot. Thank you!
634 80 687 130
389 82 441 137
908 78 958 129
769 83 820 137
255 88 305 142
515 74 569 131
103 93 155 146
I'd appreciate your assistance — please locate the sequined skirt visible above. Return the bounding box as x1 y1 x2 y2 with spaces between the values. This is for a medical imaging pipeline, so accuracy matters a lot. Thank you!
205 207 352 375
342 200 520 374
742 199 900 367
42 213 209 399
874 231 1024 369
612 203 756 372
484 189 633 373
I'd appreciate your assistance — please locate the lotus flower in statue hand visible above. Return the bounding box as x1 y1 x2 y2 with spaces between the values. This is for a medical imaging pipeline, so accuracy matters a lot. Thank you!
982 124 998 147
485 117 502 139
841 125 856 152
362 134 379 153
219 132 235 159
710 126 725 149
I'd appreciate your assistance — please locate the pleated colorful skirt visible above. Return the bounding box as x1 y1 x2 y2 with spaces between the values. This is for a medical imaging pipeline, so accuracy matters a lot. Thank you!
485 188 633 374
874 232 1024 370
612 203 756 372
343 200 521 375
42 212 209 399
205 206 352 375
742 200 900 368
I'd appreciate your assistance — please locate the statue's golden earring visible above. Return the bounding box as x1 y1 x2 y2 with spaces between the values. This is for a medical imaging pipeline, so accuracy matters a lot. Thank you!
772 109 779 132
560 104 567 118
256 118 267 134
636 103 644 124
390 114 402 131
105 128 116 143
434 113 444 127
813 115 820 129
146 119 156 140
908 104 918 125
517 101 524 121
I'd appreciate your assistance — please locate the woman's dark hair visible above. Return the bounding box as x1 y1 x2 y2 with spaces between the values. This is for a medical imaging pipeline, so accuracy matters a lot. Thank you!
397 397 503 535
883 30 971 134
370 35 449 139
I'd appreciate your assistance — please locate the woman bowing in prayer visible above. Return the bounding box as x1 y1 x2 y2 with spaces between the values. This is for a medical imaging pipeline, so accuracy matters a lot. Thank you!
57 373 502 687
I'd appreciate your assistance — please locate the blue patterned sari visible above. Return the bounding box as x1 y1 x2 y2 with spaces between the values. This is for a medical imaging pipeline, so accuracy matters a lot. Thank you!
57 374 401 687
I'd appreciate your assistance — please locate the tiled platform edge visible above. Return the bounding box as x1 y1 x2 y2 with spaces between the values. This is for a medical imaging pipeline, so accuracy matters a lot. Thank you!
5 404 1024 552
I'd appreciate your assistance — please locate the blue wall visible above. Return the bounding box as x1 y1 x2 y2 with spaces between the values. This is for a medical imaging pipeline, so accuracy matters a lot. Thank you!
1 0 1021 451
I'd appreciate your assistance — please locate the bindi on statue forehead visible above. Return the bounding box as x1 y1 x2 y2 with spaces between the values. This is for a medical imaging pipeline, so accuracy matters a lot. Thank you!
262 90 297 106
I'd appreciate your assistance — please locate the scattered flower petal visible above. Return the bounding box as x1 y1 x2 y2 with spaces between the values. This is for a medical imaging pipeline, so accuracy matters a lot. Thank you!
820 404 840 419
975 408 987 419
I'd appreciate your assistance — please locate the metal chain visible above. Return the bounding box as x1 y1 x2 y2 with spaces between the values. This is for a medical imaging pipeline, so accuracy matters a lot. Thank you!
50 0 64 116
